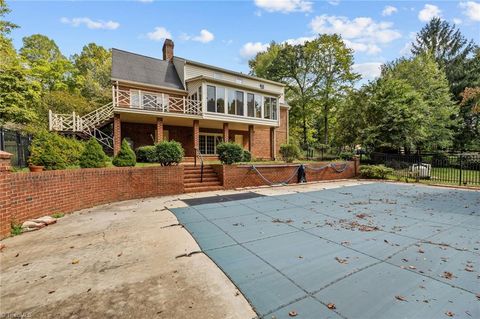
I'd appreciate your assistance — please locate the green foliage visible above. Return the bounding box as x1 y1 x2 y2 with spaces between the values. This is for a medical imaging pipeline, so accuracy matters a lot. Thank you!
338 151 354 161
0 0 18 36
29 131 84 169
360 165 394 179
155 140 184 166
11 223 22 236
456 87 480 149
279 143 300 163
216 142 244 165
242 150 252 162
136 145 158 163
112 139 136 167
51 213 65 219
79 138 108 168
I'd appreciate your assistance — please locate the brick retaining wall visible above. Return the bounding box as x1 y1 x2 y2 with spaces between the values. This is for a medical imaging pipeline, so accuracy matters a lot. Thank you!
0 151 183 239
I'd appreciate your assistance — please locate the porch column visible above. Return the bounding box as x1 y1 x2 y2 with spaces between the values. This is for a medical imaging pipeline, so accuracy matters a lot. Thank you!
156 117 163 143
193 120 199 152
223 123 229 142
248 125 254 152
113 114 121 155
270 127 276 160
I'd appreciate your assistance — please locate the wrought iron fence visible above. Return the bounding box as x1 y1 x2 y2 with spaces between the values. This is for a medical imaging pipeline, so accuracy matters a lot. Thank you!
0 128 32 167
366 152 480 186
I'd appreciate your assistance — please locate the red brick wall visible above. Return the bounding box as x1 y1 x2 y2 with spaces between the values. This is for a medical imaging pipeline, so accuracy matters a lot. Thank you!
251 127 272 159
276 108 288 157
215 160 357 189
121 122 156 150
0 163 184 239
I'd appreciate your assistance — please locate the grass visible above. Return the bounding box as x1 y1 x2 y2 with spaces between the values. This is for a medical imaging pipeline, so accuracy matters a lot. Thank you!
51 213 65 218
11 224 22 236
387 167 480 186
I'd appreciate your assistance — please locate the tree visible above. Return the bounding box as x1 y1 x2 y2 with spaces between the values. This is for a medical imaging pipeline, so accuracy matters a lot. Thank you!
249 35 358 147
411 18 477 98
361 78 427 152
334 88 369 148
72 43 112 106
382 54 457 150
19 34 74 91
0 0 17 35
457 87 480 149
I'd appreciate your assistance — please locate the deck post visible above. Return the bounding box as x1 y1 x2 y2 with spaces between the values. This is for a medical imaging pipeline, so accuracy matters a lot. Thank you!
113 114 121 155
248 125 254 153
223 123 229 142
156 117 164 143
193 120 199 155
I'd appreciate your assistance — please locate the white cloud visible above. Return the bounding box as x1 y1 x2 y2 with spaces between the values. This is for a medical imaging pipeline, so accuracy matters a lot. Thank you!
328 0 340 6
284 36 315 45
353 62 383 80
460 1 480 21
182 29 215 43
382 5 398 16
254 0 313 13
344 40 381 55
399 32 417 56
147 27 172 41
240 42 269 59
137 0 154 2
60 17 119 30
418 4 442 22
453 18 463 25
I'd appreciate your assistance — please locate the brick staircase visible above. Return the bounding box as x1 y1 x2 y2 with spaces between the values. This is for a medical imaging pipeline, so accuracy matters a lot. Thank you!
183 164 223 193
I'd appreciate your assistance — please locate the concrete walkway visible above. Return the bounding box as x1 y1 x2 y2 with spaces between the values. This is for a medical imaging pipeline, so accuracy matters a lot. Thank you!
0 180 364 318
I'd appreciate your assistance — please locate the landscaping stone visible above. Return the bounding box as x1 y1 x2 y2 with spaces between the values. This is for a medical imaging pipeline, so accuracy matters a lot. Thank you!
21 220 46 232
32 216 57 225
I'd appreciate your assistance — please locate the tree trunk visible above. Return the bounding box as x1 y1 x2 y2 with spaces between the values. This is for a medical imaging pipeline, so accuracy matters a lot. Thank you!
324 105 328 145
303 117 307 147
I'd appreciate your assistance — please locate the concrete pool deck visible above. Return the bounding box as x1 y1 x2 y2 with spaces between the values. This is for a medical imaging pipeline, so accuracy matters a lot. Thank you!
1 180 478 318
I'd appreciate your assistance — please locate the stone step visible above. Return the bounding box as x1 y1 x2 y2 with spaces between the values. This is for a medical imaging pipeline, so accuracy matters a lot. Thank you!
184 181 222 188
184 176 220 183
184 186 224 193
184 172 217 178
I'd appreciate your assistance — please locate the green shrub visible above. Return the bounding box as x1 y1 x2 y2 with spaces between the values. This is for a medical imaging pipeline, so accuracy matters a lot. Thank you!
338 151 354 161
60 137 84 166
11 223 22 236
360 165 394 179
79 138 108 168
156 140 184 166
113 139 136 167
216 142 244 165
136 145 158 163
279 143 300 163
242 150 252 162
29 131 68 170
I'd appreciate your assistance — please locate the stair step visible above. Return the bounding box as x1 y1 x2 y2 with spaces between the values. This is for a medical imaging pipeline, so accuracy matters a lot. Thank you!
184 171 217 177
184 186 224 193
184 181 222 187
184 177 219 183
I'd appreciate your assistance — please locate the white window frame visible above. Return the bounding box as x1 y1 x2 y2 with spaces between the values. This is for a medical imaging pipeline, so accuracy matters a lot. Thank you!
199 133 223 155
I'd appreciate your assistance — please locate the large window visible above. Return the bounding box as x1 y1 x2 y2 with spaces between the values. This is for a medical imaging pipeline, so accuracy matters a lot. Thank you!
255 95 262 118
227 90 235 115
207 85 224 113
236 91 244 116
199 134 223 155
247 93 262 118
263 96 277 120
228 90 244 115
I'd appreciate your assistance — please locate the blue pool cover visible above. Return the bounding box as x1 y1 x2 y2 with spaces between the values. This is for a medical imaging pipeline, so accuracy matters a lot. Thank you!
170 183 480 319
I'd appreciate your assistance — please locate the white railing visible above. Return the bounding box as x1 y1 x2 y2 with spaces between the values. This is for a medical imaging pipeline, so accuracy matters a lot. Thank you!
113 88 202 115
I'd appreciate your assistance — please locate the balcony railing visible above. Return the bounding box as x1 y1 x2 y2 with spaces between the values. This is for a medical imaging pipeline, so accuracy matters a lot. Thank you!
113 88 202 115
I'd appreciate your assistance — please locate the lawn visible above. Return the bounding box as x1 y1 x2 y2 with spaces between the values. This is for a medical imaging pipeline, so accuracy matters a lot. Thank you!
388 166 480 186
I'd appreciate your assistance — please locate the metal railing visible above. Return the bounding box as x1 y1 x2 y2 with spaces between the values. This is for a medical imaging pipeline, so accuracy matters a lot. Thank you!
194 147 204 182
0 128 31 167
113 88 202 115
367 152 480 186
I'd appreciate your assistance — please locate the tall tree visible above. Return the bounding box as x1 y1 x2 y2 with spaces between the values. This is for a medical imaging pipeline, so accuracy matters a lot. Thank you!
411 18 477 98
382 54 457 150
19 34 73 91
249 35 358 147
457 87 480 149
0 0 17 35
72 43 112 106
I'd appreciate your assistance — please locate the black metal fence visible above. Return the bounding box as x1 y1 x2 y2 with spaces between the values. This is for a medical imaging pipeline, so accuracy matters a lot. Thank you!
0 128 32 167
366 152 480 186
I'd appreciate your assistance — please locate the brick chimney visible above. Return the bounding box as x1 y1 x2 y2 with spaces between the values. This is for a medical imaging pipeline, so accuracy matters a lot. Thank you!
162 39 174 61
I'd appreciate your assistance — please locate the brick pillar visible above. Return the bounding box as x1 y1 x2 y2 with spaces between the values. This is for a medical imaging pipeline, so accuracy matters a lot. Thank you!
113 114 121 155
193 120 200 152
223 123 229 142
156 117 164 143
270 127 276 160
353 156 360 176
0 151 12 239
248 125 254 152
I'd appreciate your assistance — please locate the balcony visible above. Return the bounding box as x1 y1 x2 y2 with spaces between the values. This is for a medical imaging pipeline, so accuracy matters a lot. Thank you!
113 88 202 115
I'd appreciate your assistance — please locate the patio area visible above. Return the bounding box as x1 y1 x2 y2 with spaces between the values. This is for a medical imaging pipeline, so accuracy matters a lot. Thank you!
171 182 480 318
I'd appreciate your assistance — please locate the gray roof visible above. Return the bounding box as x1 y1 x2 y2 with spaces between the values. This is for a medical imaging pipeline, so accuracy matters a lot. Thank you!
111 49 184 90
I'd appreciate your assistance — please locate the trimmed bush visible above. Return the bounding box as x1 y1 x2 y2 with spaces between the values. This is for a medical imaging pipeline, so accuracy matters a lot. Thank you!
217 142 244 165
136 145 158 163
60 136 84 166
360 165 394 179
338 151 354 161
113 139 136 167
156 140 184 166
242 150 252 162
29 131 68 170
279 143 300 163
79 138 108 168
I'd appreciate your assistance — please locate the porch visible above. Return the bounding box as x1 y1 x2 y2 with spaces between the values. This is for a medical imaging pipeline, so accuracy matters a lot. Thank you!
113 112 278 161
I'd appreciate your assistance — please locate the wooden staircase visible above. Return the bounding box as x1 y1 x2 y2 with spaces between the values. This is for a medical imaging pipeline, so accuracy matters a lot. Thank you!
183 165 223 193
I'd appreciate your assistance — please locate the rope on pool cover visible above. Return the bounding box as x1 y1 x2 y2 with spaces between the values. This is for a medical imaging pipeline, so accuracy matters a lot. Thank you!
250 165 300 186
250 162 349 185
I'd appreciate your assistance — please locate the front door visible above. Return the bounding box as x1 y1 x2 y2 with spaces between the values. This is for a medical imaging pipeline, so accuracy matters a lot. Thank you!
234 134 243 147
199 133 223 155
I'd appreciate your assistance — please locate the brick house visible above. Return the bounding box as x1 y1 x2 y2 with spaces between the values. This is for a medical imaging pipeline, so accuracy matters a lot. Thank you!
50 39 289 161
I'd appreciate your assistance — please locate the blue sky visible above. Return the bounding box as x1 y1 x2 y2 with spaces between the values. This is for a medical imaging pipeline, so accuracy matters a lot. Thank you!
7 0 480 80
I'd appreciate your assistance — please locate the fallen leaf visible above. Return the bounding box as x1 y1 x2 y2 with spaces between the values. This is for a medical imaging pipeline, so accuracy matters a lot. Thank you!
298 256 303 259
117 252 122 257
408 265 417 270
22 263 29 267
401 258 409 263
395 295 407 302
465 267 474 272
442 271 454 280
15 253 19 257
327 303 336 309
476 294 480 300
71 259 79 265
48 290 55 294
335 257 348 264
288 310 297 317
418 249 424 254
445 311 454 317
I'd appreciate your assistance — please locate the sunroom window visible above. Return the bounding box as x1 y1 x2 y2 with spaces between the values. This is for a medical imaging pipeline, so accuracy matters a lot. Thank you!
263 97 277 120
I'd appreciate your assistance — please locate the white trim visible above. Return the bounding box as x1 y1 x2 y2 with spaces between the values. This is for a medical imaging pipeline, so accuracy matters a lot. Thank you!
112 78 187 94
